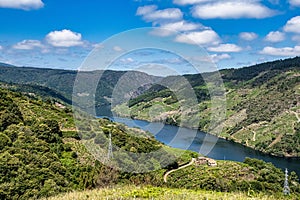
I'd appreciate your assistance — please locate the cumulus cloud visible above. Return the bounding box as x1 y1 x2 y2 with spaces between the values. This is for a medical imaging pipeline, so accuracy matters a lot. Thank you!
119 57 134 64
46 29 84 47
136 5 157 15
13 40 44 50
113 46 123 52
150 20 206 36
292 35 300 43
173 0 210 5
211 53 231 63
0 0 44 10
284 16 300 33
192 1 276 19
162 20 204 32
175 30 221 46
239 32 258 41
289 0 300 6
136 5 183 22
208 43 242 52
260 46 300 56
92 43 104 49
265 31 285 42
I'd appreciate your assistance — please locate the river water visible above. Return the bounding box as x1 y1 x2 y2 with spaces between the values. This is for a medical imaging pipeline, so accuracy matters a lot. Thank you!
101 116 300 176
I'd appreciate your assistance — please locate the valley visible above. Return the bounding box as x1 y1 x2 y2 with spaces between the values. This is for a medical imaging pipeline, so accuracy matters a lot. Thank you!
0 57 300 199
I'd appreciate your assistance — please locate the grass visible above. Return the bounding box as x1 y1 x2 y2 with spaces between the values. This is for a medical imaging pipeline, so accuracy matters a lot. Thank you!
42 185 294 200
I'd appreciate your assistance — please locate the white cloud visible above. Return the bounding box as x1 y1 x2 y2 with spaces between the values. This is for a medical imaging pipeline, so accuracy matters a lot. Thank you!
0 0 44 10
46 29 84 47
239 32 258 41
151 20 206 36
113 46 123 52
120 57 134 64
136 5 183 22
136 5 157 15
192 1 276 19
175 30 221 46
284 16 300 33
162 21 204 32
173 0 210 5
260 46 300 56
211 53 231 63
208 43 242 52
92 43 104 49
0 45 3 50
13 40 44 50
289 0 300 6
265 31 285 42
292 35 300 43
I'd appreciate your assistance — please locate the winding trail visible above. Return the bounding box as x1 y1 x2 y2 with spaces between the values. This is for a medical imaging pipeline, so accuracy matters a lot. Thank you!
291 111 300 123
268 133 283 148
252 130 256 142
163 158 195 183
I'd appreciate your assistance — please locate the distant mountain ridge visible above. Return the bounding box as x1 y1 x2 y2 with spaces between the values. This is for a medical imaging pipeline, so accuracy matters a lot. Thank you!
0 64 161 115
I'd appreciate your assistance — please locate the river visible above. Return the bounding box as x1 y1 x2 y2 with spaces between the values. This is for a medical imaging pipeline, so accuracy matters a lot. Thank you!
100 116 300 176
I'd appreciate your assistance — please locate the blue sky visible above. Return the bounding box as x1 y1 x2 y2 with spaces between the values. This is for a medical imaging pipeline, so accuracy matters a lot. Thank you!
0 0 300 73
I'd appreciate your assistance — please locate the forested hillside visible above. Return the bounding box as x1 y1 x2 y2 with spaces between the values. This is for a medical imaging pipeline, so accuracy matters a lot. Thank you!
113 57 300 157
0 86 299 199
1 58 300 157
0 65 160 115
0 87 185 199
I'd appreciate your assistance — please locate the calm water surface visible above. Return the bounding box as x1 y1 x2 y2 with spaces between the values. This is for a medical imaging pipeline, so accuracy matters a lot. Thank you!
100 116 300 176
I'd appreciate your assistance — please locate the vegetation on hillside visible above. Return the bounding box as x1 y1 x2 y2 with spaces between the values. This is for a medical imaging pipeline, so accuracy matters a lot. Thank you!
0 65 160 116
1 58 299 157
0 87 194 199
42 185 298 200
0 87 298 199
1 58 300 199
113 57 300 157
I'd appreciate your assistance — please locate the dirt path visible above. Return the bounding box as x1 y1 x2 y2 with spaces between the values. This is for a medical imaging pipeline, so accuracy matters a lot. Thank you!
268 133 284 148
163 158 195 183
252 130 256 142
291 111 300 122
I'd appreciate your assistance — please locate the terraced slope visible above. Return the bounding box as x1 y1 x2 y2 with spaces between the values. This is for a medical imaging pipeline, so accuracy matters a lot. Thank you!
113 57 300 157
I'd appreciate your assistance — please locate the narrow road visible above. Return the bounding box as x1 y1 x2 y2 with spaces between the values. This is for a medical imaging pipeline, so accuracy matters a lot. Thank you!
163 158 195 183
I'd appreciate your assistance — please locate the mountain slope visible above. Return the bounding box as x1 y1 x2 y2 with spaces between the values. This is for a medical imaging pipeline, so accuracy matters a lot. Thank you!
0 65 161 115
113 57 300 157
0 85 299 199
0 87 185 199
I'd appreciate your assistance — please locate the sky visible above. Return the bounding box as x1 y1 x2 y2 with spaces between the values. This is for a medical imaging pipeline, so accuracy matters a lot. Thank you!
0 0 300 73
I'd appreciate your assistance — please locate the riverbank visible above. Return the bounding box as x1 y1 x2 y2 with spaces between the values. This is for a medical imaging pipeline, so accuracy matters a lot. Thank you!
107 116 300 176
113 113 300 159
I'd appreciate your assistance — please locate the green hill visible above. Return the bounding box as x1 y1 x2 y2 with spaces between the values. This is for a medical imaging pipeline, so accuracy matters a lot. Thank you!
0 65 160 116
0 85 299 199
113 57 300 157
0 87 183 199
